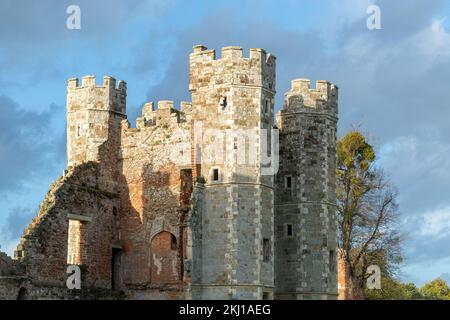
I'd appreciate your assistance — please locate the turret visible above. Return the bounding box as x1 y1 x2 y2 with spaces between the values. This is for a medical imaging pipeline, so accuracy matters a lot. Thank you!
66 75 127 191
275 78 339 300
281 79 338 121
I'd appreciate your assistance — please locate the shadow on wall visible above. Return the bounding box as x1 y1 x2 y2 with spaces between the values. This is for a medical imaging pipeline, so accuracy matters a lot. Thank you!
117 158 192 297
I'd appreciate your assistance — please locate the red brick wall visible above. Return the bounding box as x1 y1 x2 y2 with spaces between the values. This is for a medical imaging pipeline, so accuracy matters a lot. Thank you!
150 231 179 284
337 249 364 300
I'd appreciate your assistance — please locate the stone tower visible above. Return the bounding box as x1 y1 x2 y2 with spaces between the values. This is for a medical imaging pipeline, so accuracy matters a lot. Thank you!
66 75 127 191
188 45 276 299
274 79 338 299
2 45 341 300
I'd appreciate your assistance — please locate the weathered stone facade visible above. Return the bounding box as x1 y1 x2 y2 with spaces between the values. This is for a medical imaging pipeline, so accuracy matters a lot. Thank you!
0 45 339 300
274 79 338 299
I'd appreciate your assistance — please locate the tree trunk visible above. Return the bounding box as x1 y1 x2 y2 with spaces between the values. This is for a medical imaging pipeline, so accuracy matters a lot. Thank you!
337 249 364 300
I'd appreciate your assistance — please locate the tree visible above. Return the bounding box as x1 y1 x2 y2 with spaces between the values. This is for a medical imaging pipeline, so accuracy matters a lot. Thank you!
364 277 421 300
337 130 402 298
420 279 450 300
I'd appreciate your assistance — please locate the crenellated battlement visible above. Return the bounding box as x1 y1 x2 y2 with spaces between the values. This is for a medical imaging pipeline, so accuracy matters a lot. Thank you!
67 75 127 114
283 78 338 115
189 45 276 92
135 100 193 129
67 75 127 93
191 45 274 63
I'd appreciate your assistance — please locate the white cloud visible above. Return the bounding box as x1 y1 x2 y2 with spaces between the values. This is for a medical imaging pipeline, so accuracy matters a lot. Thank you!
401 255 450 286
415 18 450 57
419 206 450 238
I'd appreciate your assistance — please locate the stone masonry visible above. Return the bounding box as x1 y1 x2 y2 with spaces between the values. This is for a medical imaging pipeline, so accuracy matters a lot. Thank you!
0 45 339 300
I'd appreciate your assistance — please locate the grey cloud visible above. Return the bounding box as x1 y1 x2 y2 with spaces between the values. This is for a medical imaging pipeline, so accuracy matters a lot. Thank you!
142 11 328 112
0 0 172 83
0 206 34 243
404 231 450 264
337 0 445 43
0 95 66 192
0 0 169 41
374 0 445 41
133 2 450 279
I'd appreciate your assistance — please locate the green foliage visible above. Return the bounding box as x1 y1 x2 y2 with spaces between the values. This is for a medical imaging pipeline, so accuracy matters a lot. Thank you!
337 130 376 174
419 278 450 300
364 277 421 300
365 277 450 300
337 129 402 290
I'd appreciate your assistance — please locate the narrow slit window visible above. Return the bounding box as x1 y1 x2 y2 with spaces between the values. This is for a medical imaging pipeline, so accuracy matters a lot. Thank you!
264 100 269 113
329 250 335 272
263 238 270 262
171 234 177 250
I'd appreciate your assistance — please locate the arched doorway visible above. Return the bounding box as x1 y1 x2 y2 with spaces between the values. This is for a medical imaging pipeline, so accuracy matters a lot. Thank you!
16 287 28 300
150 231 179 284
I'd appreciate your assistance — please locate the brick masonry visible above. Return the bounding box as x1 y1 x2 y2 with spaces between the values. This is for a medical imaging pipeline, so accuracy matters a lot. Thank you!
0 45 339 300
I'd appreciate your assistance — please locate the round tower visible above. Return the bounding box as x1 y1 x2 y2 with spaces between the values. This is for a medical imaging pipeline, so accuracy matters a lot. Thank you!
275 79 339 300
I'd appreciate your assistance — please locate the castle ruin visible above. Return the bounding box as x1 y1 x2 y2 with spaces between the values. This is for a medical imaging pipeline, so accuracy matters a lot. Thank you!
0 45 339 300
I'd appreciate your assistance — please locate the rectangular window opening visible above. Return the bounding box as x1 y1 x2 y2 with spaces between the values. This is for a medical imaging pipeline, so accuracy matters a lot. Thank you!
286 224 293 237
212 168 219 181
67 219 87 265
285 176 292 189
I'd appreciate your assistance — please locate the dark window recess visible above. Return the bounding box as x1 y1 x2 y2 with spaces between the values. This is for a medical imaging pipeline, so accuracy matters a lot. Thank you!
219 97 227 110
286 224 293 237
111 248 122 291
16 287 28 300
171 234 177 250
180 169 193 206
329 250 335 272
285 176 292 189
113 207 119 223
262 292 270 300
263 238 270 262
264 100 269 113
213 169 219 181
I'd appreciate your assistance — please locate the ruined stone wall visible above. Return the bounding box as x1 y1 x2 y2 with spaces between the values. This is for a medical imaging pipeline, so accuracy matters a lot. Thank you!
0 251 24 299
0 251 19 276
118 100 193 299
1 45 342 300
275 79 338 300
188 45 276 299
14 163 120 294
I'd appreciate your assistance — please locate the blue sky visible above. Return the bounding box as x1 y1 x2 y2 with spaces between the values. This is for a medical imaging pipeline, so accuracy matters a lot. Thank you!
1 0 450 286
